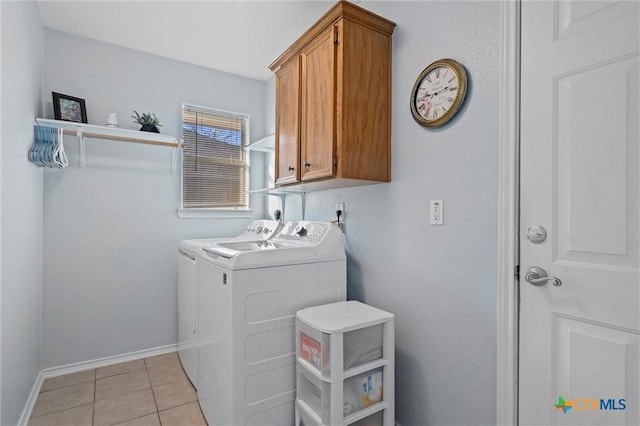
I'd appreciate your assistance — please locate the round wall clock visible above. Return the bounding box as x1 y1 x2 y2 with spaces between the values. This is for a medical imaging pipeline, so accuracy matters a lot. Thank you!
410 58 468 128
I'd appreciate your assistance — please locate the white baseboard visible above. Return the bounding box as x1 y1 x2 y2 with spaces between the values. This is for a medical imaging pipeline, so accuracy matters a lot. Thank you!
18 343 178 425
17 370 44 426
41 343 178 379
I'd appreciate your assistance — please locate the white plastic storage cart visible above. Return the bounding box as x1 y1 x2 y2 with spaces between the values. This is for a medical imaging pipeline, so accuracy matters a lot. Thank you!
295 301 394 426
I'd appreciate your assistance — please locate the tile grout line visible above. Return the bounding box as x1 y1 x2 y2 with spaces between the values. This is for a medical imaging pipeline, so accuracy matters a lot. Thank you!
29 402 95 422
36 376 95 395
148 357 204 425
31 355 203 425
145 361 162 425
29 373 97 421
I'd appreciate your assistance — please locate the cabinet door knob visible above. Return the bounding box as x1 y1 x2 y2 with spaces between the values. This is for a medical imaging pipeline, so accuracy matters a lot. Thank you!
303 162 311 168
288 166 295 171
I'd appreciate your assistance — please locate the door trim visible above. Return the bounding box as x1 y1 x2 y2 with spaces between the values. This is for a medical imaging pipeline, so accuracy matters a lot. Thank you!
497 0 520 424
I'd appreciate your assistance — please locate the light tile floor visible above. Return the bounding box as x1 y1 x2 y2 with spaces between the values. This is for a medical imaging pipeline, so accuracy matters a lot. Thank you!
29 352 207 426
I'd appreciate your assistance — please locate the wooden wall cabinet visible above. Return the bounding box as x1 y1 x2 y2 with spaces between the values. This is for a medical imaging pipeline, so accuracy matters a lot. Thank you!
270 1 396 190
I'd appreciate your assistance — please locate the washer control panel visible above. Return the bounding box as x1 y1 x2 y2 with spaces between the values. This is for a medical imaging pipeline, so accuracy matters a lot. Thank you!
240 220 281 239
274 221 329 244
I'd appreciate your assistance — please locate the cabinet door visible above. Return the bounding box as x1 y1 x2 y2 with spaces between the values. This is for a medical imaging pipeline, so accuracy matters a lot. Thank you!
338 19 392 182
275 57 301 185
300 26 336 182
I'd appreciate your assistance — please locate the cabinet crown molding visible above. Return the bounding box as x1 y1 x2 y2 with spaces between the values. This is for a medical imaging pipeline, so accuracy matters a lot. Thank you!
269 0 396 72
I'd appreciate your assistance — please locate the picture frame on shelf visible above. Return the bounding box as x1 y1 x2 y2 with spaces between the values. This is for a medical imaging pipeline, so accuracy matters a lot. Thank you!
52 92 87 123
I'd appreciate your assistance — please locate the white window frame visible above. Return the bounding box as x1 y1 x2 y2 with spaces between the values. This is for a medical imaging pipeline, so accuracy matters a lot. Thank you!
178 103 253 219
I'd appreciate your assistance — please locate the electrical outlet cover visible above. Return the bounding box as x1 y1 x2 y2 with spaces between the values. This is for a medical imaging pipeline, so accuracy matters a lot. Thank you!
430 200 444 225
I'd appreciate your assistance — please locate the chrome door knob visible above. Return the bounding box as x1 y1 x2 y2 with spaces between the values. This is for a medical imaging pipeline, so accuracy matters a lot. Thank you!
524 266 562 287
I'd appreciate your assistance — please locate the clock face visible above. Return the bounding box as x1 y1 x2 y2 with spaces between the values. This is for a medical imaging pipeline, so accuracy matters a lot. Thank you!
410 59 467 127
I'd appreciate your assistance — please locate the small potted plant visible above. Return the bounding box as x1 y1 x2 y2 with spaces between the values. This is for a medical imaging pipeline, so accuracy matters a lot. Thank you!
132 111 162 133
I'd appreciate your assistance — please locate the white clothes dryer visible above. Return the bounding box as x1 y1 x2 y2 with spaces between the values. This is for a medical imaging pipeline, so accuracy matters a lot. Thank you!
197 221 346 426
177 220 281 388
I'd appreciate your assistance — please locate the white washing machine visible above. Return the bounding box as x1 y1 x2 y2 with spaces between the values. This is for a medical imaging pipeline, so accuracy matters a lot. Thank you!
177 220 281 388
197 221 347 426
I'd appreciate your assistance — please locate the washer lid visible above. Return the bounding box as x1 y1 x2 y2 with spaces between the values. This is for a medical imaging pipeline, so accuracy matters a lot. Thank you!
178 220 282 251
203 241 281 259
199 221 346 269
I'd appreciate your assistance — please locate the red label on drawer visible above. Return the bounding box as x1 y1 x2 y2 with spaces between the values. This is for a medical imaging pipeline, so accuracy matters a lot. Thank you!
300 332 322 370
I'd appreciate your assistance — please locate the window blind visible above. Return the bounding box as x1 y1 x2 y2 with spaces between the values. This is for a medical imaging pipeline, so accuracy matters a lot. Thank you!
182 105 249 209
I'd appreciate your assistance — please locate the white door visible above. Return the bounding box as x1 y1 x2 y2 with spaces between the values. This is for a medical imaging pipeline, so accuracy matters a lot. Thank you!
519 1 639 425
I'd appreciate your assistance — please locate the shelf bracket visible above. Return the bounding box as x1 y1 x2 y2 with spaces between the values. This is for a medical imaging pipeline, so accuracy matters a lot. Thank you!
171 144 180 175
248 190 306 222
76 126 85 168
281 191 307 220
300 192 307 220
274 194 286 223
252 193 286 222
276 191 306 221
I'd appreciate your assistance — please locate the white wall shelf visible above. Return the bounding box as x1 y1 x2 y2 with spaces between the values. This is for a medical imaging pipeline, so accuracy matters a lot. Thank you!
35 118 184 173
247 133 275 152
247 187 305 195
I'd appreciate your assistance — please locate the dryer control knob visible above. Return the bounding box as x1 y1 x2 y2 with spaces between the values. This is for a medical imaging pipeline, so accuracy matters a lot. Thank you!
294 225 307 236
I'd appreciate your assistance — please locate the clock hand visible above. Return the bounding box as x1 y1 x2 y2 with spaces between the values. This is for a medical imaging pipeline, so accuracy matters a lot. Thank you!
434 86 449 96
418 84 454 102
419 88 446 103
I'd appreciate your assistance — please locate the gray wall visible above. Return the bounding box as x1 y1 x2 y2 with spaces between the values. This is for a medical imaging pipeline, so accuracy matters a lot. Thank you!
0 1 44 424
42 30 268 368
2 1 501 424
279 2 500 424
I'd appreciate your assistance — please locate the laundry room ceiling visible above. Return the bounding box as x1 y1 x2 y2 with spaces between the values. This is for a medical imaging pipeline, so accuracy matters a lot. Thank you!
36 1 342 81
